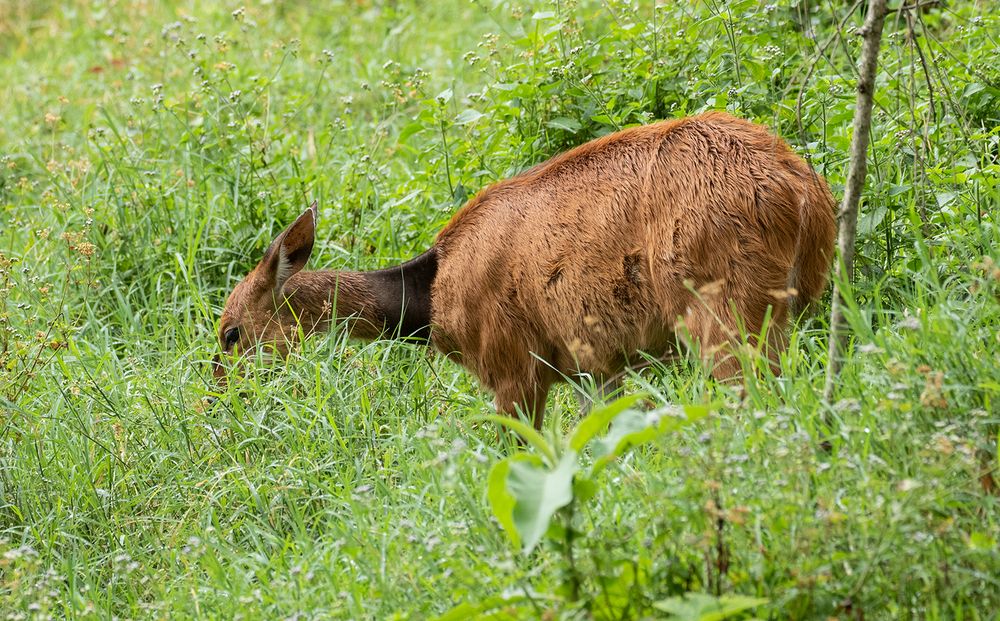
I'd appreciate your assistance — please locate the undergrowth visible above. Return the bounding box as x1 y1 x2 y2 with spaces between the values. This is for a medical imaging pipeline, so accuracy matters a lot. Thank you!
0 1 997 618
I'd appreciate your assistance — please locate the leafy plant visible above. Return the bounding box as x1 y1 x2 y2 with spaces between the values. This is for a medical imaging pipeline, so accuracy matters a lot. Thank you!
486 395 705 555
652 592 769 621
438 395 766 619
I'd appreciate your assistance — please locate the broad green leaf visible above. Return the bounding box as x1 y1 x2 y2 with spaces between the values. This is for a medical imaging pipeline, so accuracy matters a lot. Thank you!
433 593 528 621
680 403 714 423
507 452 577 553
936 191 959 208
397 121 425 143
652 593 768 621
454 109 484 125
475 414 555 464
591 409 657 472
968 531 997 550
487 459 519 549
962 82 987 98
591 404 709 474
857 204 888 236
569 393 647 452
546 116 582 132
572 477 597 503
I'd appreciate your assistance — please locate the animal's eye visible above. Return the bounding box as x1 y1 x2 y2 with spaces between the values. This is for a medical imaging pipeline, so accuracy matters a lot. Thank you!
224 327 240 349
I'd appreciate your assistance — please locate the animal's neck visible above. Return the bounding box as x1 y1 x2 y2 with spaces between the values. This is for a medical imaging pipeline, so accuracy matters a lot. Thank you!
281 248 438 342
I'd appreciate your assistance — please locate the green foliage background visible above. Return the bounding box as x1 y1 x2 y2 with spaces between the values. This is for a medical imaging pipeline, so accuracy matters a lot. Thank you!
0 0 998 618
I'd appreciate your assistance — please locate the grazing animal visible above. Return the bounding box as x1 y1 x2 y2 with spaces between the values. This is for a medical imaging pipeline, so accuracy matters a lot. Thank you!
213 112 837 428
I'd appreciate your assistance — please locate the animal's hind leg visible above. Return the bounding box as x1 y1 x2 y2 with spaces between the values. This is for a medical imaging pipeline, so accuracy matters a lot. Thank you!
758 310 790 375
680 288 789 382
681 304 742 381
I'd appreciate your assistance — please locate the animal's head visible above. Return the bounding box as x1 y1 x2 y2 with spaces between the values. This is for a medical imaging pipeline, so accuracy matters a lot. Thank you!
212 203 318 382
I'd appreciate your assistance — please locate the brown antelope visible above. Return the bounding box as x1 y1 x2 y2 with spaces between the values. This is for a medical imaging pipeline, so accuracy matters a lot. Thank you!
213 112 837 429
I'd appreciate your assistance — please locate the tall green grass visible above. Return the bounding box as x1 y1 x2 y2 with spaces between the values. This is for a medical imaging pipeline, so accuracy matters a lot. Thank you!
1 1 997 618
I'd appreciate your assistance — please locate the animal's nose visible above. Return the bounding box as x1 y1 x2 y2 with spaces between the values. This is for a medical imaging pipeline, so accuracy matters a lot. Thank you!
211 353 227 382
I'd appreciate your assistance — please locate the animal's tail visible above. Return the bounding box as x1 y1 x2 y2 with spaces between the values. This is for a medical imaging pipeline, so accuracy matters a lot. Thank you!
791 172 838 316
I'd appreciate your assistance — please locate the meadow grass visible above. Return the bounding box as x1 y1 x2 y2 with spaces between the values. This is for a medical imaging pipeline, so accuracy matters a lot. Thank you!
1 1 998 618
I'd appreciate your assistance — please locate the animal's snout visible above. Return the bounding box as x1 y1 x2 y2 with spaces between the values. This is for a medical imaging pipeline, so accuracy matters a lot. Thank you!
210 347 281 387
211 353 227 384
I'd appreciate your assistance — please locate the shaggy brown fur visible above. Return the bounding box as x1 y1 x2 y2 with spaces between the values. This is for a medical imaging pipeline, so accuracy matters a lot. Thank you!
215 112 837 429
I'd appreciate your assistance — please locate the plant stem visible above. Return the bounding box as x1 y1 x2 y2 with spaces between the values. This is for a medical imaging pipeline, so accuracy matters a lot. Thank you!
825 0 889 401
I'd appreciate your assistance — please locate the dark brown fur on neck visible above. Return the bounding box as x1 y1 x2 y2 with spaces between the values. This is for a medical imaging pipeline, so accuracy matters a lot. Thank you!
278 248 438 341
284 248 437 341
364 248 438 340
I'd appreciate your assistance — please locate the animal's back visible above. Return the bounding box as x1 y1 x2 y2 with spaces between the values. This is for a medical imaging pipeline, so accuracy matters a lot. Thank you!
431 112 835 388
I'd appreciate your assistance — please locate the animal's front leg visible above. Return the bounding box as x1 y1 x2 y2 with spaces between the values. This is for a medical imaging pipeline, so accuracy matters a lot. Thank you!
494 376 552 431
574 374 623 415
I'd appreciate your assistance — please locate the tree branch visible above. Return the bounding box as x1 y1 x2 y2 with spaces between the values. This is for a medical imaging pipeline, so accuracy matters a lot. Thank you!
824 0 889 401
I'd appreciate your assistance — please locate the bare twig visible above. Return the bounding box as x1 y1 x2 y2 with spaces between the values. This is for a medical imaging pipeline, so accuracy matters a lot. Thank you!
904 6 935 234
890 0 941 13
794 0 864 153
905 8 937 124
827 0 860 76
705 0 743 89
824 0 889 401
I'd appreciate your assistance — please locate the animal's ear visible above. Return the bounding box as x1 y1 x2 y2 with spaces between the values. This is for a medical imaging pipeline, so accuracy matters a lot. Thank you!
261 201 318 292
